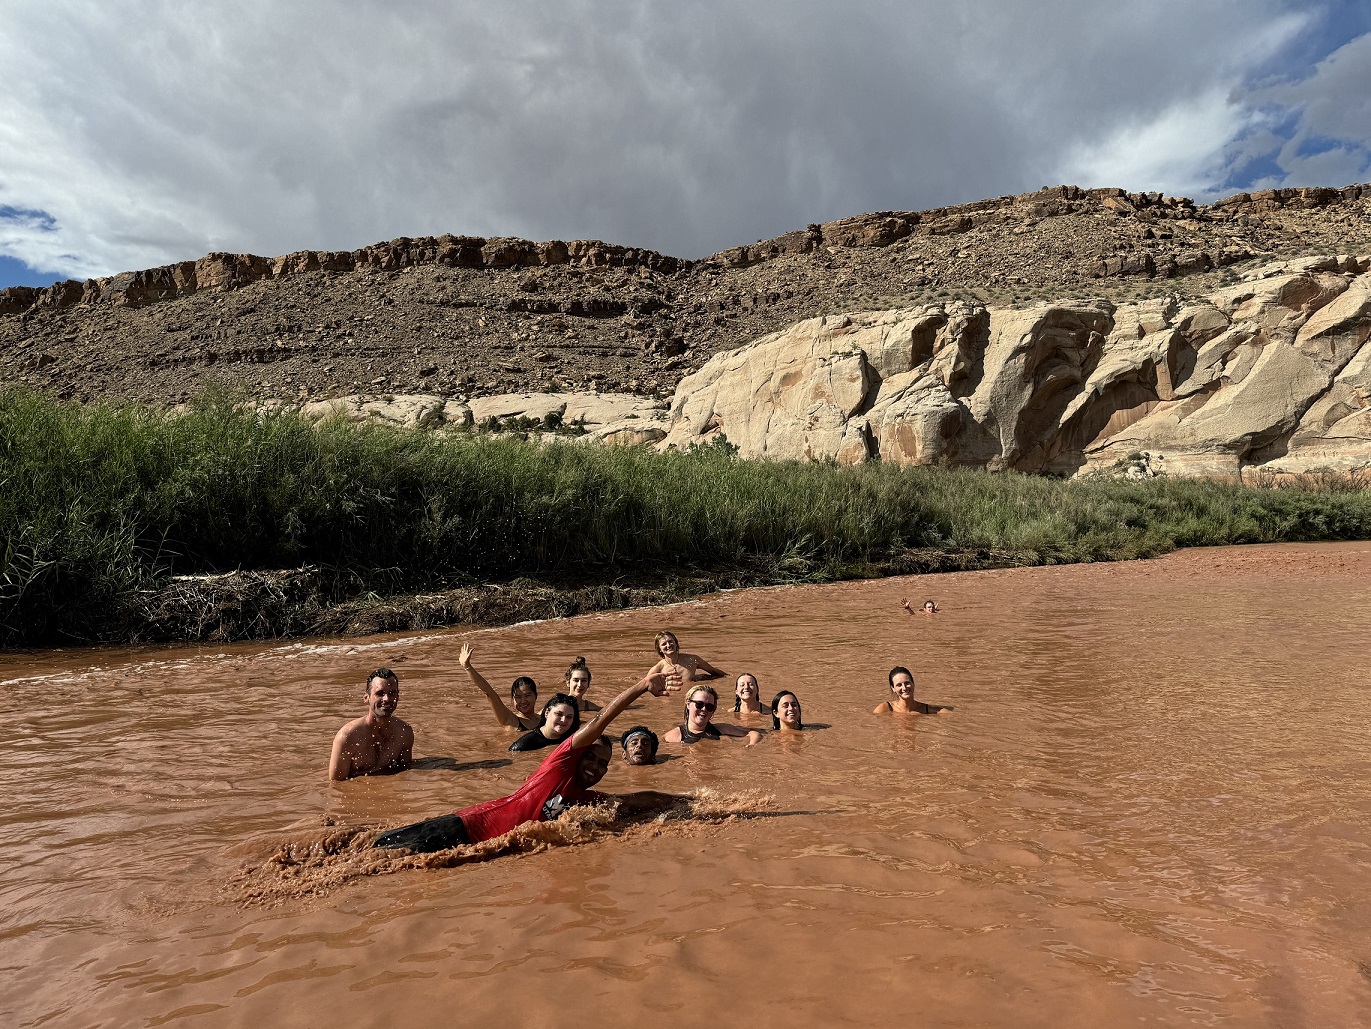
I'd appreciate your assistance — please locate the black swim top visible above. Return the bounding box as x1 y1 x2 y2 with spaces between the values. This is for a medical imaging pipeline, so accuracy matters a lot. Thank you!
677 722 722 744
509 729 562 752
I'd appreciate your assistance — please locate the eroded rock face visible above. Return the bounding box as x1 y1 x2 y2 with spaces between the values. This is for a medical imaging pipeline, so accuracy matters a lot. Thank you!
662 258 1371 476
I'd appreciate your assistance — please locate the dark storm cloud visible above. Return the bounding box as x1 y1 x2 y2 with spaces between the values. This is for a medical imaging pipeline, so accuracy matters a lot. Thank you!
0 0 1360 282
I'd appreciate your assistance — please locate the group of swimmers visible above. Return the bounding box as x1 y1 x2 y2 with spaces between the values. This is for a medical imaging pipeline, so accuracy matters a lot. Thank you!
328 605 949 853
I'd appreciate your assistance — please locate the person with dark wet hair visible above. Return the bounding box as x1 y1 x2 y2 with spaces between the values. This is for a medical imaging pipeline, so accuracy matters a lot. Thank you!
664 685 761 745
649 630 726 687
620 726 660 765
874 666 952 715
508 693 581 752
328 668 414 781
771 691 804 731
458 643 540 731
375 670 682 852
733 672 767 715
564 656 601 714
901 598 940 616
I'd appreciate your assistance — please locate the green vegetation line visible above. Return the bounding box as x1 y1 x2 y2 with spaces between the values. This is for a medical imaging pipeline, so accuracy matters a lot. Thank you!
3 387 1369 646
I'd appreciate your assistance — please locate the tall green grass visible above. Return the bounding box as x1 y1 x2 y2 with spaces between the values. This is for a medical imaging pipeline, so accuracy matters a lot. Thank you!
3 386 1370 644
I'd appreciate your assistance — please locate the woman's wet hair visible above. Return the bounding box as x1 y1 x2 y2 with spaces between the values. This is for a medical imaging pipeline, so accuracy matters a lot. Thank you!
564 656 591 684
620 725 659 756
539 692 582 736
654 630 678 656
510 675 538 700
771 691 803 730
888 666 914 689
683 684 719 721
733 672 759 712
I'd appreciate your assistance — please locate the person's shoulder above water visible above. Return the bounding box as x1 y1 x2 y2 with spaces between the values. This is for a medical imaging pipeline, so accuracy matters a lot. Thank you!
509 728 560 752
875 665 953 716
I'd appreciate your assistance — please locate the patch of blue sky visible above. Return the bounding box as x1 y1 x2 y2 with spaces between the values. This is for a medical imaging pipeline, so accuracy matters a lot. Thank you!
0 254 67 289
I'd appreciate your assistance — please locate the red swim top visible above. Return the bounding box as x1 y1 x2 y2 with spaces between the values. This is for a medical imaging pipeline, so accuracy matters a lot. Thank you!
457 736 605 843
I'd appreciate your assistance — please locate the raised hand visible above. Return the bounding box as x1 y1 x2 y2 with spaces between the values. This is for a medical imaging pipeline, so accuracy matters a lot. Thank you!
901 598 913 612
458 643 474 669
642 670 681 697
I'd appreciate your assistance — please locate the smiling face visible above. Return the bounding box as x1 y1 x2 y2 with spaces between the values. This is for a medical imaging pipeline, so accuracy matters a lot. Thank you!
735 674 758 704
890 672 915 702
566 669 592 699
542 702 577 739
366 675 399 719
685 688 717 732
775 692 802 728
511 680 537 717
576 741 613 788
922 601 936 613
655 633 679 658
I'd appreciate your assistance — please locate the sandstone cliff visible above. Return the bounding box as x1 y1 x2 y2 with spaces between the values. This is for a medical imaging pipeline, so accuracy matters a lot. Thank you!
662 257 1371 476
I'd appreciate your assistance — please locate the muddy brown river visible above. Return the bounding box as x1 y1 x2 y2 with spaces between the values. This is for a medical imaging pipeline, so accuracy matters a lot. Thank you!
4 543 1370 1027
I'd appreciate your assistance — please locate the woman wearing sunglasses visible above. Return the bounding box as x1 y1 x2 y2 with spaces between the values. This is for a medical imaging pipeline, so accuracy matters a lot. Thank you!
663 686 761 745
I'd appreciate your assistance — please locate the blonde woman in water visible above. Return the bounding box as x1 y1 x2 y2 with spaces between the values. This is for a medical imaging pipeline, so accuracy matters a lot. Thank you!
649 630 726 685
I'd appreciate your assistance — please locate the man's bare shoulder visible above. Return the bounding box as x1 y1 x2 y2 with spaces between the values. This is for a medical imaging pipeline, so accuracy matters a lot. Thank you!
335 715 412 742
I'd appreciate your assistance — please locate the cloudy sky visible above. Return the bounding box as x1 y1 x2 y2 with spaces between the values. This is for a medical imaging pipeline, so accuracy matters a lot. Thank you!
2 0 1369 288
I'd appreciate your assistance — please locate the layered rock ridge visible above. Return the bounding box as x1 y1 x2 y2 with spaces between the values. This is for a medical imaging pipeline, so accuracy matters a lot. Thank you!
662 257 1371 476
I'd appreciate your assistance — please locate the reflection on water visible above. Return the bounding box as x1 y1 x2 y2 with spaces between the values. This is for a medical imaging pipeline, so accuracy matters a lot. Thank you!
4 542 1371 1027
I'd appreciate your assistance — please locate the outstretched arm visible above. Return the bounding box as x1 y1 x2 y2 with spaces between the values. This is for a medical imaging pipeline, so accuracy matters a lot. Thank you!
691 656 726 681
901 598 915 616
714 722 762 746
573 671 680 748
459 643 523 729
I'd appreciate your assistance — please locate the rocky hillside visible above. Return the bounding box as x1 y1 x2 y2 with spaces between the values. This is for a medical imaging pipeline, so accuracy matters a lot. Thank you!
3 184 1371 406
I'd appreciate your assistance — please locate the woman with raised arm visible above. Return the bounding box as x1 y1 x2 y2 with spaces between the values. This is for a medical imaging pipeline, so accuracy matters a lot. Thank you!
458 643 540 731
508 694 581 752
664 685 762 746
732 672 767 716
375 670 682 852
649 630 726 686
874 666 953 715
564 657 601 714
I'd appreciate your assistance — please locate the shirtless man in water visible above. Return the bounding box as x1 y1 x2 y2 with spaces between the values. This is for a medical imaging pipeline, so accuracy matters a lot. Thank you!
329 669 414 780
649 630 726 685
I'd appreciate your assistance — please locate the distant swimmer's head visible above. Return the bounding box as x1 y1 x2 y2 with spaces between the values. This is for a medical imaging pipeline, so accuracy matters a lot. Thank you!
364 668 400 718
539 693 581 740
576 736 615 787
654 631 679 658
888 666 915 701
621 726 660 765
565 657 592 699
772 691 803 730
510 676 538 716
733 673 760 711
922 599 939 614
684 685 719 732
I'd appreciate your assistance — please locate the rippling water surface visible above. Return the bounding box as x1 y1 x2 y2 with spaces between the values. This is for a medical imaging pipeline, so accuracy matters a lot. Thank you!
3 543 1370 1027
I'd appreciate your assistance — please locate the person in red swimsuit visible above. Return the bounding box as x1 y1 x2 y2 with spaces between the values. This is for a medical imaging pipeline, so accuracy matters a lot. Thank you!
375 668 681 852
